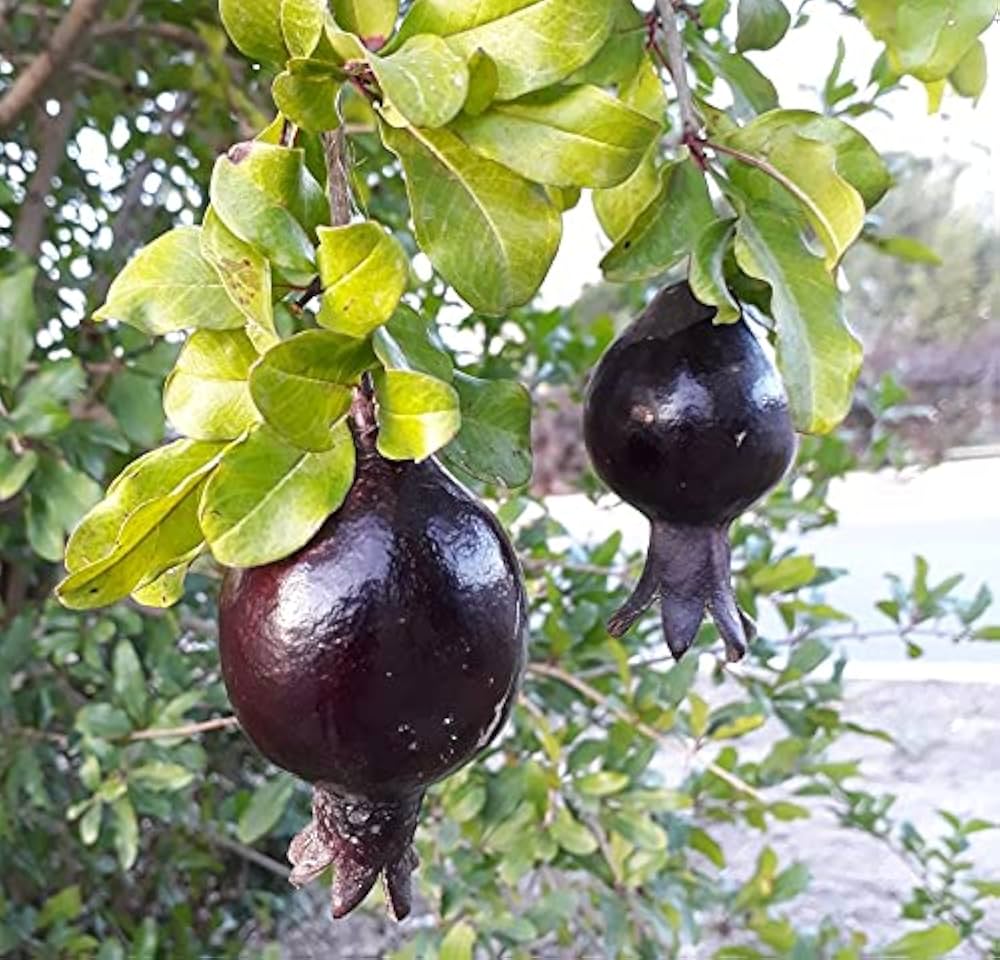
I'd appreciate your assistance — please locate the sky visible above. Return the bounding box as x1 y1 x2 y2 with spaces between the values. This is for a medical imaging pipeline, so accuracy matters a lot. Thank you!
539 7 1000 308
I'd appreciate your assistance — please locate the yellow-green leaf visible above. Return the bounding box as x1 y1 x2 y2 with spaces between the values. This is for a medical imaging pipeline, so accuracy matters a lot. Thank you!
210 142 327 283
600 158 714 282
949 38 987 100
451 83 661 189
381 123 561 315
220 0 286 65
315 221 409 336
250 330 374 450
199 423 356 567
373 35 469 129
95 227 245 335
273 71 342 133
280 0 325 58
333 0 398 42
689 218 740 324
200 209 277 350
394 0 615 100
164 330 260 441
373 368 460 461
734 203 863 434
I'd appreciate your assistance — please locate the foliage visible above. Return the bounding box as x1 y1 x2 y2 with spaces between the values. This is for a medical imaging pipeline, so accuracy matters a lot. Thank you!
1 0 998 957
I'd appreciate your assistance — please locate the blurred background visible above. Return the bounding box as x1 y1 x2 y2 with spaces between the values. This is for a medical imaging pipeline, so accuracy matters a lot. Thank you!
1 1 999 958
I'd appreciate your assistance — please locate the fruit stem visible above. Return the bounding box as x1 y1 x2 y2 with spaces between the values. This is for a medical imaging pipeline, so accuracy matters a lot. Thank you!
350 372 378 454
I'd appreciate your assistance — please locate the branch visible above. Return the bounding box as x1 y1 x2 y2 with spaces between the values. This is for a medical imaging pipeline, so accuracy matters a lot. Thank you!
91 19 208 50
0 0 107 133
127 716 240 742
13 100 79 257
321 127 353 227
526 662 765 803
198 828 290 879
655 0 701 140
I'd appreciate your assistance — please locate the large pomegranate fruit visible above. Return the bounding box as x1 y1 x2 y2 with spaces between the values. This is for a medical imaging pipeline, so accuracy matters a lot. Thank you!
219 407 527 920
583 281 796 662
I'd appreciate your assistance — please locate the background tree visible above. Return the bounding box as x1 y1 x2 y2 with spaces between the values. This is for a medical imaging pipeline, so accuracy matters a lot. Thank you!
1 1 998 958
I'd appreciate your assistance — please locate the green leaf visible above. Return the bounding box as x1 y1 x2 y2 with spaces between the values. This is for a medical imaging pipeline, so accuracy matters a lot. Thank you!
112 797 139 870
373 369 461 461
734 203 863 434
697 46 778 119
26 457 102 563
551 807 599 856
210 143 327 283
80 803 103 846
600 158 714 282
452 84 660 189
333 0 398 41
199 423 356 566
576 771 629 797
439 921 477 960
751 555 818 593
860 0 995 82
442 373 532 487
316 222 410 336
724 131 864 268
373 35 470 129
112 639 147 724
94 227 245 336
593 147 660 243
778 637 832 685
372 305 454 381
280 0 325 58
881 924 961 960
238 775 297 844
130 763 196 792
0 265 38 388
250 330 374 450
710 713 766 739
131 560 192 609
220 0 286 65
64 440 223 573
76 704 132 740
38 886 83 929
164 330 261 441
394 0 615 100
973 626 1000 641
273 71 342 134
722 109 890 210
736 0 790 52
864 232 942 265
464 49 499 116
690 218 740 324
567 0 645 86
381 123 561 315
949 39 987 99
106 371 164 449
57 443 224 609
607 812 668 851
0 447 39 501
200 209 277 350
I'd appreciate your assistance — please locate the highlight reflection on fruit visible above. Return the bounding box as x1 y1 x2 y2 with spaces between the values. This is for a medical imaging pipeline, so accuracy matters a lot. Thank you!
219 402 528 920
584 281 797 662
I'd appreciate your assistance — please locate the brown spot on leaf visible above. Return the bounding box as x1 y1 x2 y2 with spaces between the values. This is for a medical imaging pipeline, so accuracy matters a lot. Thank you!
228 142 254 164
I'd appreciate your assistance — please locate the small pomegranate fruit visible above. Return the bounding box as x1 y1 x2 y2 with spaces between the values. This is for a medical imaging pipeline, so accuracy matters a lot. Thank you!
583 281 796 662
219 408 527 920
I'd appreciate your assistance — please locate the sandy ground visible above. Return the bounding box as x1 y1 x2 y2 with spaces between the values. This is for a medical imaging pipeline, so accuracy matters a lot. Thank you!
274 679 1000 958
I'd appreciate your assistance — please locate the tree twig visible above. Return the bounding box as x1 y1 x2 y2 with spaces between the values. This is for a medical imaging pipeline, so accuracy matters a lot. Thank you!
321 127 353 227
198 827 291 879
13 100 79 257
526 662 765 803
0 0 107 132
127 716 241 742
654 0 701 142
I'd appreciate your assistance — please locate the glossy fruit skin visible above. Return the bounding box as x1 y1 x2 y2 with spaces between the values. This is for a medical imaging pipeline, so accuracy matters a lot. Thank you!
219 455 527 798
583 282 796 662
218 445 527 919
584 283 795 527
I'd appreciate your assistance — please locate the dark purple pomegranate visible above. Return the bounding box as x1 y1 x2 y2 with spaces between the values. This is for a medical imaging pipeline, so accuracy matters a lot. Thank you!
219 416 527 920
583 281 796 662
